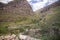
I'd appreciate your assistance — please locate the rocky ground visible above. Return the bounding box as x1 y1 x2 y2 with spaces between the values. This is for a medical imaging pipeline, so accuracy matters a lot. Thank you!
0 33 40 40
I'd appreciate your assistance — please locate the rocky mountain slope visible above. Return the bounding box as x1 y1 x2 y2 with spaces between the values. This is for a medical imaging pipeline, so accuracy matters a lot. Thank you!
0 0 60 22
0 0 33 22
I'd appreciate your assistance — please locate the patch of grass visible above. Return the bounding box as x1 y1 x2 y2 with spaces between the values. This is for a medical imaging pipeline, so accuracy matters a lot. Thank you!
0 13 41 35
0 26 8 35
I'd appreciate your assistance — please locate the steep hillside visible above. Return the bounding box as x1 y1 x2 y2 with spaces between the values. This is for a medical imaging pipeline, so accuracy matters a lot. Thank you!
35 0 60 19
0 0 60 22
0 0 33 22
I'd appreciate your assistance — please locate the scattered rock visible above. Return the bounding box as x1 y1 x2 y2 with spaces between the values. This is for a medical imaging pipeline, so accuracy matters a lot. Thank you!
0 34 17 40
18 33 40 40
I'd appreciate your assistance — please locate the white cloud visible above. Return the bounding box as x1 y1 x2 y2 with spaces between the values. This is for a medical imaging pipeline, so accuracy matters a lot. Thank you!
0 0 13 4
27 0 58 11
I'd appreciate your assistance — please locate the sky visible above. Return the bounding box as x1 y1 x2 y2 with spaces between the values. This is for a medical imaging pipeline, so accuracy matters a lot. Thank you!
27 0 58 11
0 0 13 4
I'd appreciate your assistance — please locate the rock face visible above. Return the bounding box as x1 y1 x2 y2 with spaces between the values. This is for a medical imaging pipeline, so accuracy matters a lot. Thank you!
0 0 33 22
0 0 33 15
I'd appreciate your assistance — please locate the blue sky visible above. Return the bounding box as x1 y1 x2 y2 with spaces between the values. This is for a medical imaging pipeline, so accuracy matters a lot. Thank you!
27 0 58 11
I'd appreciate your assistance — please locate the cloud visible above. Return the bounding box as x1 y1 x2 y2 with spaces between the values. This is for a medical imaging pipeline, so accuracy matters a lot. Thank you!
0 0 13 4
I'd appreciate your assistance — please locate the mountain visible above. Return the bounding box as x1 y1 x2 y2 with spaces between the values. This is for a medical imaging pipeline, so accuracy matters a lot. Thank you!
0 0 60 22
34 0 60 18
0 0 33 22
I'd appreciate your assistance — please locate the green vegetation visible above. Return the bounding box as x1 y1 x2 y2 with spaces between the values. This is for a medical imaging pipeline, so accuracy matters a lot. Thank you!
40 6 60 40
0 26 8 35
0 13 41 35
0 5 60 40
